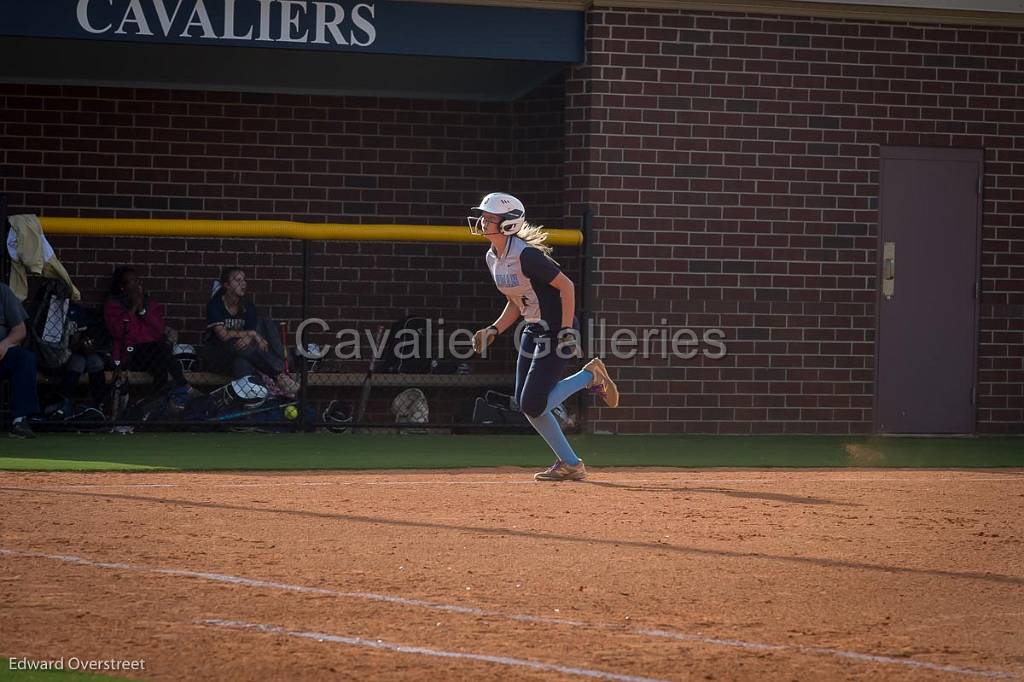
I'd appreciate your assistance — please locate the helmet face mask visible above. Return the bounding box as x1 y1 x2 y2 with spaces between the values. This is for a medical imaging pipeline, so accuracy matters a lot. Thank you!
467 213 489 236
172 343 199 372
467 193 525 236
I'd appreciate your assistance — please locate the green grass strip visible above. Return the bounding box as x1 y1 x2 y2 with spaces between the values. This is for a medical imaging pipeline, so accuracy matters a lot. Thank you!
1 433 1021 471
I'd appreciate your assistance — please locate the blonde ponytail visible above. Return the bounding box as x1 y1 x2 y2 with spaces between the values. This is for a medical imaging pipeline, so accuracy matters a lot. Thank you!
516 223 558 263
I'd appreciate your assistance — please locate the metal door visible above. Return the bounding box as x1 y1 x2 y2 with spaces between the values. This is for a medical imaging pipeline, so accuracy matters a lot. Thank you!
875 147 982 433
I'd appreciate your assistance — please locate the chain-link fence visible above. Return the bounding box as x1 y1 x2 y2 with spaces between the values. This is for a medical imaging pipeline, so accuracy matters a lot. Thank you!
4 224 590 435
26 326 587 435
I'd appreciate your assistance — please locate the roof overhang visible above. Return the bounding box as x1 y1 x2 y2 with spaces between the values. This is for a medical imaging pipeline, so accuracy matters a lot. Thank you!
0 36 567 101
419 0 1024 28
0 0 582 101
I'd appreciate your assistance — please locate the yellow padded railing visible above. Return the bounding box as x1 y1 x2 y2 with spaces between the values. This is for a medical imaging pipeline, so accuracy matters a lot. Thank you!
39 217 584 247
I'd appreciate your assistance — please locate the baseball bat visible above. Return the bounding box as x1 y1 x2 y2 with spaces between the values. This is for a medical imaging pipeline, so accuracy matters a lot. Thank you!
355 324 385 424
110 318 130 421
279 320 289 373
213 400 298 422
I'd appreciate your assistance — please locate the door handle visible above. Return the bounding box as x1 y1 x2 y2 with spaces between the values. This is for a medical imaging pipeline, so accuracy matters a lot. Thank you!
882 241 895 300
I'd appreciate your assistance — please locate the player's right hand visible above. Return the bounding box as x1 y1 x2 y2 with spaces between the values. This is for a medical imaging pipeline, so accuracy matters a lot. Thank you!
472 326 498 354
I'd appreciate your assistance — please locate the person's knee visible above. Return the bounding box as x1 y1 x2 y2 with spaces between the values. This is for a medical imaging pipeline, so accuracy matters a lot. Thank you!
6 346 36 374
519 392 547 419
66 353 86 374
85 354 105 373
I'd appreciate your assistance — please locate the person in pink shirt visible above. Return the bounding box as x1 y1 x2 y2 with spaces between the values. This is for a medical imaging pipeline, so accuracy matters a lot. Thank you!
103 266 187 392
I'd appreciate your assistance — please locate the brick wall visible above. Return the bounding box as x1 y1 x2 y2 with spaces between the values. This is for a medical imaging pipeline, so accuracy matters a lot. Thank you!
567 9 1023 434
4 14 1021 435
513 74 567 225
0 83 571 374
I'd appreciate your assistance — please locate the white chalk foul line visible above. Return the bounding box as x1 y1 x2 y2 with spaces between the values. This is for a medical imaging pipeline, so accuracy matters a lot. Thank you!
200 618 672 682
631 629 1018 679
1 548 1016 679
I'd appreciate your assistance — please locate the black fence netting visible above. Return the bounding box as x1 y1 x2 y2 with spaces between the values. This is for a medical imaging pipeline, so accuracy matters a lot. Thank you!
3 233 589 436
19 321 587 435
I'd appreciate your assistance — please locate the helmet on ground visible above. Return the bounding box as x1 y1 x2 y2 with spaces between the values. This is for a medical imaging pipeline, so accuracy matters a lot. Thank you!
392 388 429 424
322 400 353 433
229 376 268 405
467 193 525 236
211 375 268 409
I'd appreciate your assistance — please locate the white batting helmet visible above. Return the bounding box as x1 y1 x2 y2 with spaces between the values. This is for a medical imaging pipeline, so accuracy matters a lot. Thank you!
211 375 269 410
467 193 525 236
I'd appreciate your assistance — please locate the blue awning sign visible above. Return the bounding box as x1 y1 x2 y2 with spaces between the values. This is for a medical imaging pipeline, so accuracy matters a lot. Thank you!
0 0 584 62
74 0 376 47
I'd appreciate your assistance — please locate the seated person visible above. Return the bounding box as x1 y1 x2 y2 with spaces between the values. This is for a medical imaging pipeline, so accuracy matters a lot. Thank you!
203 267 297 397
0 282 40 438
103 266 188 393
55 302 108 417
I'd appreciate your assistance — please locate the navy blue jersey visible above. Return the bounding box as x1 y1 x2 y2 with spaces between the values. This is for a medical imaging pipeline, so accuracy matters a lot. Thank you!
486 237 563 331
206 295 258 341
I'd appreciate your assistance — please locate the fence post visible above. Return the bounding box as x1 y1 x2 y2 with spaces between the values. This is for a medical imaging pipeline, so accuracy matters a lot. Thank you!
0 193 8 424
578 207 596 434
299 239 311 432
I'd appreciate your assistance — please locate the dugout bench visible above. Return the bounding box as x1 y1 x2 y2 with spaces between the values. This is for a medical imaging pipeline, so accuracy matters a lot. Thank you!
31 370 517 428
49 371 515 389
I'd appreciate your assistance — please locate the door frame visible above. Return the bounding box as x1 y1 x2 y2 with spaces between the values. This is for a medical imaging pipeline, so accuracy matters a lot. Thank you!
873 146 984 434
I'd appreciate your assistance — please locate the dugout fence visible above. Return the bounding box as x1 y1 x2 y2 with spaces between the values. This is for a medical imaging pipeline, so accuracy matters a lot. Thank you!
2 214 591 435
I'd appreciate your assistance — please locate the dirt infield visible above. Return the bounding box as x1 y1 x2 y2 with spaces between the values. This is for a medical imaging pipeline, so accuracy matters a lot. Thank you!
2 469 1023 681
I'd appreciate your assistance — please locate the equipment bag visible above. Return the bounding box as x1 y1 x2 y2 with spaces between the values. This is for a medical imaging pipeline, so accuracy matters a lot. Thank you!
27 279 73 369
378 316 432 374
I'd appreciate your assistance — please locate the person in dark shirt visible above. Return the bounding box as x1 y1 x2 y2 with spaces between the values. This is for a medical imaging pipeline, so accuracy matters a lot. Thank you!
468 192 619 481
56 303 108 416
0 282 40 438
203 267 297 397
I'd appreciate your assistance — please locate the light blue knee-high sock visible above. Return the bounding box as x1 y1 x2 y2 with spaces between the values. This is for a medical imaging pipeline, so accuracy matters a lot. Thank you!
524 370 593 466
526 411 581 466
542 369 593 416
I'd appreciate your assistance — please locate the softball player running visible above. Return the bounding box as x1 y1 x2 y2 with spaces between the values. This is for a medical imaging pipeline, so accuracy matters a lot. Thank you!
468 193 619 481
